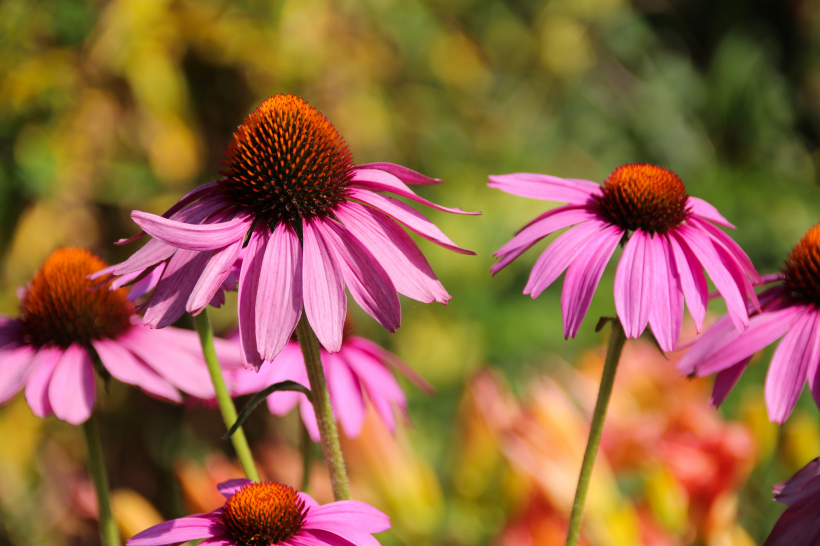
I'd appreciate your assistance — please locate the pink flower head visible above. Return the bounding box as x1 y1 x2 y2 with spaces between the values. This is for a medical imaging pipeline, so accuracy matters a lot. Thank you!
489 164 761 351
96 94 478 370
126 478 390 546
0 247 241 425
679 223 820 424
762 457 820 545
229 317 431 440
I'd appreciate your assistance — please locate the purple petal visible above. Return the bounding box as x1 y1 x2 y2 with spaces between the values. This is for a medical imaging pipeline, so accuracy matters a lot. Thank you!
487 173 601 204
614 230 655 339
763 498 820 546
315 219 400 334
0 345 34 405
217 478 253 498
187 238 244 316
302 219 347 352
710 358 750 407
523 220 606 298
48 344 95 425
131 210 251 251
237 227 266 370
351 169 478 215
354 163 442 185
126 514 223 546
24 347 62 417
348 188 475 255
648 234 685 352
256 222 303 361
766 312 818 424
304 501 391 533
127 264 165 300
561 224 622 339
335 202 449 304
687 196 735 229
774 458 820 505
668 233 708 333
92 339 181 403
325 352 366 438
688 217 762 284
142 249 211 328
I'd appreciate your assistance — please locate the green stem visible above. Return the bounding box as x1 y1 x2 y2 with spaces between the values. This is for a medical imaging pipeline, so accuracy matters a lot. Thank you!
565 319 627 546
82 413 121 546
193 309 260 482
300 421 311 493
295 314 351 500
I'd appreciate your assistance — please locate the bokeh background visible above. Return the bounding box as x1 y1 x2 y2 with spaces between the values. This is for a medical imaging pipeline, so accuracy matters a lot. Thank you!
2 0 820 544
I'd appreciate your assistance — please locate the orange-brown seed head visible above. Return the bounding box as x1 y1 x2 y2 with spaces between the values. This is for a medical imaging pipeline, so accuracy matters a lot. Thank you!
596 164 690 234
219 95 354 226
19 248 134 348
783 224 820 306
219 482 307 546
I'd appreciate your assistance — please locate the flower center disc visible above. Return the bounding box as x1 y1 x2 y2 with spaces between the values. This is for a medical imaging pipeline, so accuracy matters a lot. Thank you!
783 223 820 306
19 248 134 348
220 482 307 546
219 94 354 226
596 163 690 234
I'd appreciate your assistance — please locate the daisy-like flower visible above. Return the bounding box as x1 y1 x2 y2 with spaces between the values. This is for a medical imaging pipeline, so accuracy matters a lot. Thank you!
0 247 240 425
762 457 820 545
489 164 761 351
678 223 820 424
229 316 431 440
126 478 389 546
97 94 477 369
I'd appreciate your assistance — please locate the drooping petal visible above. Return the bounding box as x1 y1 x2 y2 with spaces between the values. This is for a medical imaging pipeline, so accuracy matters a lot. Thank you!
487 173 601 204
315 219 400 333
763 498 820 546
524 220 607 299
92 339 181 403
187 237 245 316
127 264 165 300
687 196 735 229
342 345 406 432
143 249 211 328
237 227 266 370
614 230 655 339
126 514 223 546
494 206 598 262
351 169 478 215
347 336 433 395
710 358 750 407
48 344 95 425
303 500 391 533
688 216 762 284
335 202 449 304
300 396 320 441
804 311 820 411
302 219 346 352
131 210 251 251
348 188 475 255
766 312 819 424
24 347 63 417
561 224 622 339
667 233 708 333
0 345 34 405
256 222 303 362
677 314 738 376
325 352 365 438
217 478 253 498
355 163 442 185
648 234 685 352
774 458 820 505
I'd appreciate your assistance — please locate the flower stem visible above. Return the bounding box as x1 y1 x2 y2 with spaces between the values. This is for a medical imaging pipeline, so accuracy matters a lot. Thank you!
193 309 260 482
565 319 627 546
295 314 351 500
81 413 121 546
300 421 311 493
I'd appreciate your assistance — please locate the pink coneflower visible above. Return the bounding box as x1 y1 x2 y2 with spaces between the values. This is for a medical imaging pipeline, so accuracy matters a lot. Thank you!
0 248 240 425
97 94 477 370
678 223 820 424
229 316 431 440
762 457 820 545
126 478 389 546
489 164 761 351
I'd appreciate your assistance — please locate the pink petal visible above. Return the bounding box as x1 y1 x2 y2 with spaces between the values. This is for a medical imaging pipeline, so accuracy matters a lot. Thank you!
347 336 433 395
217 478 253 498
354 163 442 185
561 224 622 339
710 358 750 407
92 339 181 403
256 222 303 361
494 205 598 263
128 264 165 300
315 219 400 334
298 492 321 509
677 314 738 376
126 514 222 546
48 344 95 425
131 210 251 251
335 202 449 304
302 219 347 353
24 347 62 418
687 196 735 228
142 249 211 328
304 501 391 533
487 173 601 204
805 312 820 412
237 227 266 370
351 169 478 215
348 188 475 255
668 233 708 333
688 216 762 284
766 311 819 423
187 238 244 316
300 396 320 442
0 345 34 405
342 345 406 432
325 352 365 438
523 220 606 298
648 234 684 352
614 230 655 339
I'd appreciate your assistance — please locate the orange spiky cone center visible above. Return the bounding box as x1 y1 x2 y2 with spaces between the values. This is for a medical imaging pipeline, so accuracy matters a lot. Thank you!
219 482 307 546
783 224 820 306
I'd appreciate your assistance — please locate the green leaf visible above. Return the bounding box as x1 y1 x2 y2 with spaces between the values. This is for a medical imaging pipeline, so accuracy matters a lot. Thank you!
223 380 312 439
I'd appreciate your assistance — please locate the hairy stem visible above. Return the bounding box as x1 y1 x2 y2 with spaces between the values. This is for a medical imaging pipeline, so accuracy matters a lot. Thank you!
82 413 121 546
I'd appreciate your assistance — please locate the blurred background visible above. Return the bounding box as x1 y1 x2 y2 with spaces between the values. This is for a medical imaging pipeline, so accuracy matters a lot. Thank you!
2 0 820 544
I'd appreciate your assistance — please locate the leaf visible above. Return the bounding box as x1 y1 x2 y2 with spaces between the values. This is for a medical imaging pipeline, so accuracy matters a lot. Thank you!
223 380 312 439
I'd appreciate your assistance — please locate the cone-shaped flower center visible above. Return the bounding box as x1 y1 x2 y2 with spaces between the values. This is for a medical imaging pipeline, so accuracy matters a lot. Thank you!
783 223 820 306
220 482 307 546
219 94 354 226
19 248 134 348
596 164 690 234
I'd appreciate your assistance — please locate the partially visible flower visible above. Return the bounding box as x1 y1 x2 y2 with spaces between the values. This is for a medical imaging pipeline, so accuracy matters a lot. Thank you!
763 457 820 546
0 248 240 425
229 316 431 440
489 164 761 350
679 223 820 424
126 478 390 546
97 94 478 369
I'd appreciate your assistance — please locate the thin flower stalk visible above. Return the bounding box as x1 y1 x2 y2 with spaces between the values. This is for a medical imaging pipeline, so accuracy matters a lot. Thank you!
82 413 121 546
